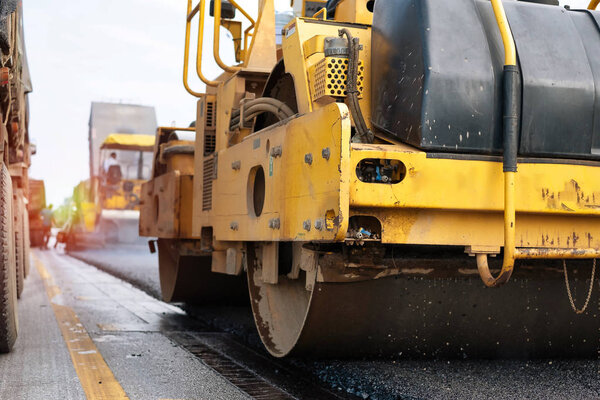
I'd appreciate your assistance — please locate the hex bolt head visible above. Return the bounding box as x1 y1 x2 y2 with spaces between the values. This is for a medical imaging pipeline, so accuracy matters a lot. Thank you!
269 218 280 229
314 219 324 230
321 147 330 160
303 219 311 231
304 153 313 165
270 146 282 157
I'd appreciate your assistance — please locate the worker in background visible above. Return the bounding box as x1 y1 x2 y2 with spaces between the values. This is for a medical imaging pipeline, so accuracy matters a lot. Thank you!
103 152 122 186
40 204 54 249
103 152 119 173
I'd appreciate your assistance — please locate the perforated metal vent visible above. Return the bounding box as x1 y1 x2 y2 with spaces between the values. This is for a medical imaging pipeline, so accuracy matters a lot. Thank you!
310 57 364 101
204 100 216 155
202 156 215 211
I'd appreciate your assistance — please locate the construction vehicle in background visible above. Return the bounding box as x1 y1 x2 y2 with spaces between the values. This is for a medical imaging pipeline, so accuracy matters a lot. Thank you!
27 179 46 247
0 0 35 352
140 0 600 358
59 102 157 249
61 133 155 249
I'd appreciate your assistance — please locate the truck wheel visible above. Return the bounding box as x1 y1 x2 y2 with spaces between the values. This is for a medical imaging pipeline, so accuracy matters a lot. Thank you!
22 207 30 277
13 191 24 298
0 163 17 353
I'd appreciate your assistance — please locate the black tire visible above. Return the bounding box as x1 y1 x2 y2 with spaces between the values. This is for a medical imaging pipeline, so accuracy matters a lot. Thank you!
13 190 24 298
0 163 17 353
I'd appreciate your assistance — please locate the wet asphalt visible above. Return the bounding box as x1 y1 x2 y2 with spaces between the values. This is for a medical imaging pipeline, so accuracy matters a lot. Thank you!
0 249 249 400
70 244 600 400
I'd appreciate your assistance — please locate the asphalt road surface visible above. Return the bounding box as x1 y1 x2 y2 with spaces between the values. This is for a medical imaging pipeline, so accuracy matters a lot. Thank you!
68 244 600 400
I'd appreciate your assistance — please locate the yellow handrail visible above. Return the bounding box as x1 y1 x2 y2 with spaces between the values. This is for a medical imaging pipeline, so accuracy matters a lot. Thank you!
213 0 242 73
183 0 219 92
479 0 518 287
183 0 206 95
313 7 327 20
196 0 220 86
478 0 599 287
588 0 599 10
491 0 516 65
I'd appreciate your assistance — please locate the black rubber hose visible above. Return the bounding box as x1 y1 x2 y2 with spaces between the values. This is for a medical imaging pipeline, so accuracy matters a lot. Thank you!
503 65 520 172
339 28 373 143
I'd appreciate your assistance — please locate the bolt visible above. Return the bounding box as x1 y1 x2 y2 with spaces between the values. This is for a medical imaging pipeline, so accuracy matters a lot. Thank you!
231 160 241 170
270 146 282 157
304 153 313 165
314 219 324 230
321 147 330 160
230 222 239 231
269 218 280 230
303 219 311 231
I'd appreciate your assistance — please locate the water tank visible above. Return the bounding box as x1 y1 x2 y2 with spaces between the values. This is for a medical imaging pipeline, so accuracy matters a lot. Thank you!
371 0 600 160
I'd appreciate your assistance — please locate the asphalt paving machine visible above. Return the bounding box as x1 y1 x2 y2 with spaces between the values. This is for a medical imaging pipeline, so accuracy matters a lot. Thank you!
141 0 600 358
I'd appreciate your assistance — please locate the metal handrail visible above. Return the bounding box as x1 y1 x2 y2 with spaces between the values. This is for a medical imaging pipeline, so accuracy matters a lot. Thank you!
184 0 219 92
184 0 258 92
213 0 256 73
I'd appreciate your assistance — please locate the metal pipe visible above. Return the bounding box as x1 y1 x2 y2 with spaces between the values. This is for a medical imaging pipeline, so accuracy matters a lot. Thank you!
515 248 600 259
478 0 520 287
213 0 241 73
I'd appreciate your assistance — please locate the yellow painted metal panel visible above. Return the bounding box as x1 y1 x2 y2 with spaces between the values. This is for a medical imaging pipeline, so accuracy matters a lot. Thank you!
211 102 351 241
139 171 182 238
350 144 600 215
359 208 600 249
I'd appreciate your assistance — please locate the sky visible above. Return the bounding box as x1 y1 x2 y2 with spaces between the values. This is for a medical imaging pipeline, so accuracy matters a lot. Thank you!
23 0 291 205
23 0 592 205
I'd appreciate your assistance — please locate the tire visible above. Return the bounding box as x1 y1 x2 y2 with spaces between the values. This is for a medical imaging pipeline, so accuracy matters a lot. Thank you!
0 163 17 353
13 190 24 298
22 207 29 277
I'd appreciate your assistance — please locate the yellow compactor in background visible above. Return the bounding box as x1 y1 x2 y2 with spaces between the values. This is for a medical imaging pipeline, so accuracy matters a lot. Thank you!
141 0 600 358
63 133 154 248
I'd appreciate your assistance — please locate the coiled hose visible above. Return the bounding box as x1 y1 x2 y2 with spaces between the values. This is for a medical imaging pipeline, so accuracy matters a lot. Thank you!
229 98 295 130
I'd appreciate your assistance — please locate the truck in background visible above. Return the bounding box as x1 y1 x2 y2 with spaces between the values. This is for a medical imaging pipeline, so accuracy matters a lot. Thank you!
27 179 46 247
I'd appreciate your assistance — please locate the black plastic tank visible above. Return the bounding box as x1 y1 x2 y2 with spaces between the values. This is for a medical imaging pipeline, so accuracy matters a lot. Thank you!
371 0 600 160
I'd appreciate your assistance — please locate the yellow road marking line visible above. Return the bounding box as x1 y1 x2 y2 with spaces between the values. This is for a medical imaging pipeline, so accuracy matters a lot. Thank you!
34 254 129 399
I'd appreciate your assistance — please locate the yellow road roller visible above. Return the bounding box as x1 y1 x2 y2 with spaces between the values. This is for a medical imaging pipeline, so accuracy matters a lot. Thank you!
63 133 155 248
141 0 600 358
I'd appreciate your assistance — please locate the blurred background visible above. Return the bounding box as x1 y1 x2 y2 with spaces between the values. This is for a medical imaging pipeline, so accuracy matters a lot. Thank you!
23 0 293 207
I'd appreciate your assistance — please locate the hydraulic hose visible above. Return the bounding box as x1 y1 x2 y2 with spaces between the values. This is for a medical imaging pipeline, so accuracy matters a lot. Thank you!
338 28 373 143
229 98 295 130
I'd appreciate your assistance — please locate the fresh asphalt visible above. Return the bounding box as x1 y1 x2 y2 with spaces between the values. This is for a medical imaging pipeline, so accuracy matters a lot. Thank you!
48 245 600 399
0 249 249 400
